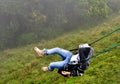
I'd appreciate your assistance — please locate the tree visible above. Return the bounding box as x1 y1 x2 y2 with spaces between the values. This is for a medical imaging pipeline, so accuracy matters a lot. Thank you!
88 0 109 18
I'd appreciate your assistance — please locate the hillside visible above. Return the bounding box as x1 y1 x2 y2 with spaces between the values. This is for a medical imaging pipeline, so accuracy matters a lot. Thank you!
0 15 120 84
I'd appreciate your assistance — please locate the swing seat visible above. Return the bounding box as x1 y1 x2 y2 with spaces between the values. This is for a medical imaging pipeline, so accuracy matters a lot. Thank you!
64 44 94 71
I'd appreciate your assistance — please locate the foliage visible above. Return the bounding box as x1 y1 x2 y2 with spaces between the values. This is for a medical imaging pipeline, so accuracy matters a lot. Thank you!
88 0 109 17
0 0 120 50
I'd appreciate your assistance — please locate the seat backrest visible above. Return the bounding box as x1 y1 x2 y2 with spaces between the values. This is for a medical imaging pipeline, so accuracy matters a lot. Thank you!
78 44 94 63
64 44 94 71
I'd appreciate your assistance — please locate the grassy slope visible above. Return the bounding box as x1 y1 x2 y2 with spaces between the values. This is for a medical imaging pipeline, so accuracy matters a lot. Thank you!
0 15 120 84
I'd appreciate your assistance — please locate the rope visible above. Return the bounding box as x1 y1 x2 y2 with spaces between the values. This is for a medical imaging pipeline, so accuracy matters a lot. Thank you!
89 27 120 45
82 43 120 63
70 43 120 71
67 28 120 71
70 27 120 51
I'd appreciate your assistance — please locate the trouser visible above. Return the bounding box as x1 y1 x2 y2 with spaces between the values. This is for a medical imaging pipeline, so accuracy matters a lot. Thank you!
44 47 73 71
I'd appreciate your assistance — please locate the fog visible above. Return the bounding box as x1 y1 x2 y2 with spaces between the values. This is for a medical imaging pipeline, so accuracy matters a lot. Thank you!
0 0 120 50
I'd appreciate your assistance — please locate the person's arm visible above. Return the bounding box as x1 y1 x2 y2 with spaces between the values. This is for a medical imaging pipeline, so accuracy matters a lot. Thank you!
70 62 90 76
70 69 84 76
58 69 70 77
61 70 84 76
61 71 71 75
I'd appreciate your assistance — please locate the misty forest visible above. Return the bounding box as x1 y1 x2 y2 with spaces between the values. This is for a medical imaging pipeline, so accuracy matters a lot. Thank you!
0 0 120 84
0 0 119 50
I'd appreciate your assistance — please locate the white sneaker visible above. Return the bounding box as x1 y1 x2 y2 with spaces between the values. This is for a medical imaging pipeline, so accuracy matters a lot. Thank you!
34 47 44 57
41 67 48 72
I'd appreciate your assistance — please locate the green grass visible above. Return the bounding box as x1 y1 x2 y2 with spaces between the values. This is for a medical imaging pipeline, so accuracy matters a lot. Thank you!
0 15 120 84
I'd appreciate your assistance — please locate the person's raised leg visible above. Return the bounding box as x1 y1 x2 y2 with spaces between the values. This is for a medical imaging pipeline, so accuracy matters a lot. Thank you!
34 47 73 59
44 47 73 60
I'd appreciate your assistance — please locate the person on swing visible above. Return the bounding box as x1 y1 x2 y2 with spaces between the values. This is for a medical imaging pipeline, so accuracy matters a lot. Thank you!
34 44 93 77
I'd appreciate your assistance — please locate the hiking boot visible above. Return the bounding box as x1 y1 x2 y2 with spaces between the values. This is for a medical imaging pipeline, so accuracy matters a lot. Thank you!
41 67 48 72
34 47 44 57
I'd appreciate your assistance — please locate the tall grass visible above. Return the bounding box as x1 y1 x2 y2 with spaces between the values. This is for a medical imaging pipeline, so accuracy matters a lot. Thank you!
0 15 120 84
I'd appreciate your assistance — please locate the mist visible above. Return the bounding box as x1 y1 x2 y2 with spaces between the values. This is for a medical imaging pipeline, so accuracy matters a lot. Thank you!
0 0 120 50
